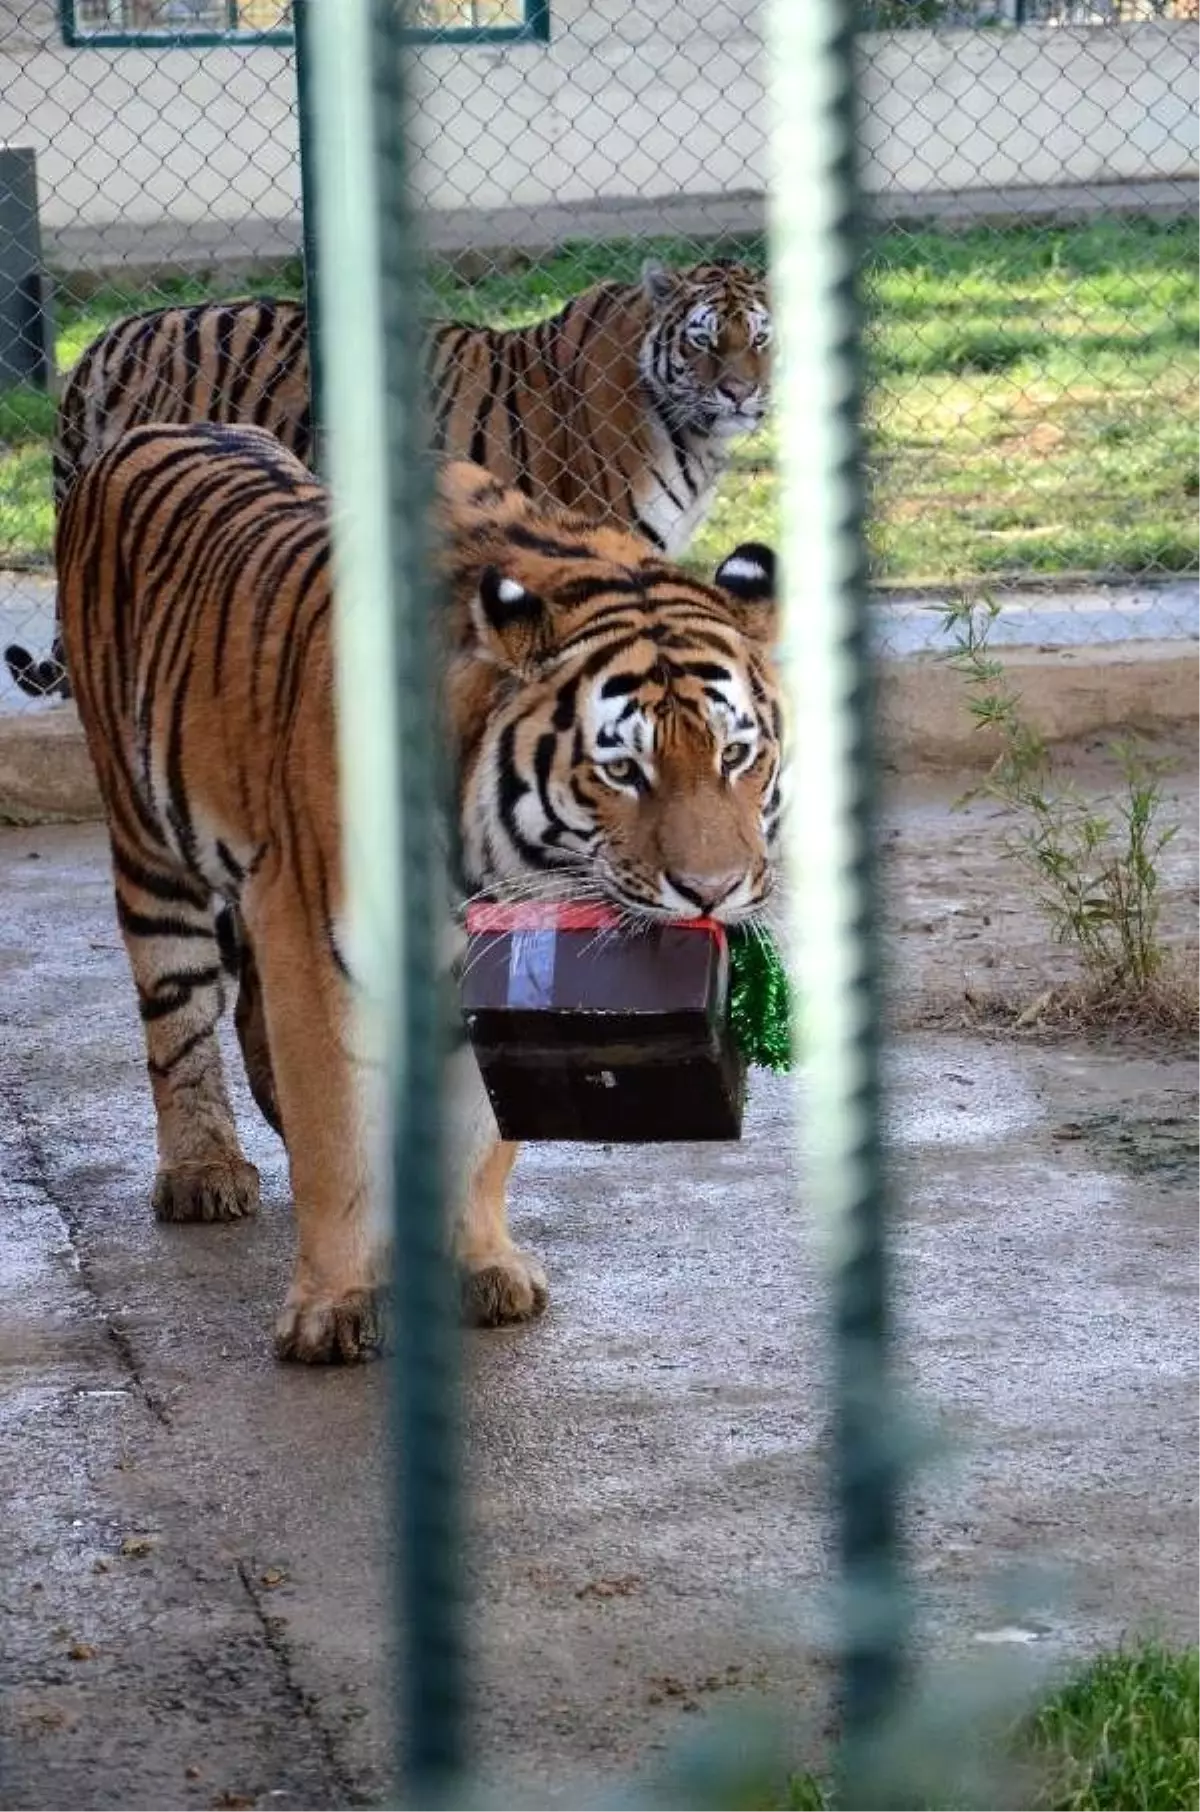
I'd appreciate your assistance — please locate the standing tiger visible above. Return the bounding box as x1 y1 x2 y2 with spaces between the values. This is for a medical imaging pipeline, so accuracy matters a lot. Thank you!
426 258 771 551
7 260 770 697
58 422 782 1363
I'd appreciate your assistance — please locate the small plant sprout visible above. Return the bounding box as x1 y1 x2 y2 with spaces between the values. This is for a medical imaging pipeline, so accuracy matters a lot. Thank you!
937 594 1182 1002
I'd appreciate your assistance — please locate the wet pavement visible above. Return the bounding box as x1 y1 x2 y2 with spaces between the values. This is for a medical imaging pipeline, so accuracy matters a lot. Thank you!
1 822 1196 1809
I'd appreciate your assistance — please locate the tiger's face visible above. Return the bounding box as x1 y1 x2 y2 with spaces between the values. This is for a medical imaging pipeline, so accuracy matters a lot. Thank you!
457 531 782 927
640 260 772 441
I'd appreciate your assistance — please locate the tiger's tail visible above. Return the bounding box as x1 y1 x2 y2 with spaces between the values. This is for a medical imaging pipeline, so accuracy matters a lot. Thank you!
4 633 70 700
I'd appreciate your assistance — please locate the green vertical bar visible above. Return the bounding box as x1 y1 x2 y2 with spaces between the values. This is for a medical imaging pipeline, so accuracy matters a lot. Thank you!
765 0 906 1796
293 0 324 475
304 0 464 1803
369 3 464 1803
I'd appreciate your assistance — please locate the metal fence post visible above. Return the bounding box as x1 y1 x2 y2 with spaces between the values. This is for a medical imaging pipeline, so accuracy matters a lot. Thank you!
304 0 463 1803
766 0 908 1797
292 0 324 476
0 146 52 391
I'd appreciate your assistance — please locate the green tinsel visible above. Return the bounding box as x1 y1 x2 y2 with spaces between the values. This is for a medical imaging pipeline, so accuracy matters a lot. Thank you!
727 929 795 1072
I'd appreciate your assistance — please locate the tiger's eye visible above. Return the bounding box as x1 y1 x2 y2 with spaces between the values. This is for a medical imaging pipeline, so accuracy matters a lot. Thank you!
603 758 643 789
721 742 751 774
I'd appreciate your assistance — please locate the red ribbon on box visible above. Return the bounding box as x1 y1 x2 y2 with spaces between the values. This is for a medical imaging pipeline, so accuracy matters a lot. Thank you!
465 903 725 935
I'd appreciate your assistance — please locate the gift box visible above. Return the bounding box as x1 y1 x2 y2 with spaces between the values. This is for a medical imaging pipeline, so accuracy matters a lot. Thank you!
460 903 746 1142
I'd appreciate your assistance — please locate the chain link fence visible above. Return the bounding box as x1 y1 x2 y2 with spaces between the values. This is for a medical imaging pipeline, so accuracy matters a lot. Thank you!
0 0 1196 710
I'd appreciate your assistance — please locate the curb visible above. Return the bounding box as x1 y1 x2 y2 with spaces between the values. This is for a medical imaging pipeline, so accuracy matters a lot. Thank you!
0 707 103 824
876 640 1198 770
2 641 1195 826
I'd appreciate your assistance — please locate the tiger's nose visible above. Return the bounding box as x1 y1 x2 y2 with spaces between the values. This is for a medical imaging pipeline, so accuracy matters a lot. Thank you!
720 378 755 405
664 870 744 914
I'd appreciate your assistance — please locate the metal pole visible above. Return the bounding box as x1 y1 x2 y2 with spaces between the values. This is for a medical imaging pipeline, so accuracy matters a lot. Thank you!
368 2 464 1801
765 0 907 1797
303 1 463 1803
292 0 325 475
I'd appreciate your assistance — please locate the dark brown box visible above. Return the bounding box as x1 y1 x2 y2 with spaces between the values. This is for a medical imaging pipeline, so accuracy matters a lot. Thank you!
460 904 745 1142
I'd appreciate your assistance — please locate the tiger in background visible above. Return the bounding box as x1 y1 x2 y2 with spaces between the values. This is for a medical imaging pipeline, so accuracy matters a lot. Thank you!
426 258 771 551
58 423 782 1363
5 296 311 699
8 259 770 698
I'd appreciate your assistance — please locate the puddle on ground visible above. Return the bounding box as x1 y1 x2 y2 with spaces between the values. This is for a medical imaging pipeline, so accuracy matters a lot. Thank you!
1052 1111 1199 1184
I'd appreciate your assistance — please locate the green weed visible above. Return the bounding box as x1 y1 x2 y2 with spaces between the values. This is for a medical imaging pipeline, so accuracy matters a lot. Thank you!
939 593 1181 996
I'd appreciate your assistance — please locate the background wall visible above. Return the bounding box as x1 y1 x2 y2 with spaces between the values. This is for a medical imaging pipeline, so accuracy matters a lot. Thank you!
0 0 1195 263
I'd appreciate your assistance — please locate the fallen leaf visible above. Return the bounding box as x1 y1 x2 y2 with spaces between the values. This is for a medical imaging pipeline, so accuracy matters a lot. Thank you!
67 1642 96 1661
575 1573 640 1601
260 1567 287 1590
120 1535 156 1558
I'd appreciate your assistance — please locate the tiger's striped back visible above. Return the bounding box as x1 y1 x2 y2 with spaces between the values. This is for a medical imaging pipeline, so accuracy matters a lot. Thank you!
53 295 311 507
4 296 311 700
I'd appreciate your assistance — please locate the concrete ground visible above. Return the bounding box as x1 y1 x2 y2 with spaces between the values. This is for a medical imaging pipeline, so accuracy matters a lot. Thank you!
1 757 1196 1810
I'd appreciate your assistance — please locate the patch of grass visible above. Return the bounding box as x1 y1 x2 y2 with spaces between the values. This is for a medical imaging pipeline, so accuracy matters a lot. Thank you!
0 439 53 566
1025 1642 1199 1811
778 1642 1200 1811
1 218 1195 581
861 217 1198 581
781 1773 828 1810
0 386 57 445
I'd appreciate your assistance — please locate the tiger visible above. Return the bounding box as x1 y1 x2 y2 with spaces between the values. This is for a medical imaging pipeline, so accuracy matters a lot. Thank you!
6 296 310 700
9 259 770 698
426 258 771 552
57 422 783 1364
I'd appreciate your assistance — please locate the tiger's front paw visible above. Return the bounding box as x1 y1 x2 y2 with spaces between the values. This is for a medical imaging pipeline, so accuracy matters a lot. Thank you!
461 1248 549 1327
152 1157 260 1223
273 1287 388 1364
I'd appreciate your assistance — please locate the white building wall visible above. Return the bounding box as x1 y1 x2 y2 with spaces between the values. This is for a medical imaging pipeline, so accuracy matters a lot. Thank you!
0 0 1194 246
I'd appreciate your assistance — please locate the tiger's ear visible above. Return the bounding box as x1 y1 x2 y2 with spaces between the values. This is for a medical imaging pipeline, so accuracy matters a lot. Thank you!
472 566 549 672
713 543 777 640
641 259 677 307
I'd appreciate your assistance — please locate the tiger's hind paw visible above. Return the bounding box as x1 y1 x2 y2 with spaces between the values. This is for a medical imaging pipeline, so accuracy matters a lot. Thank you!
152 1158 260 1224
461 1248 549 1327
273 1288 389 1365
